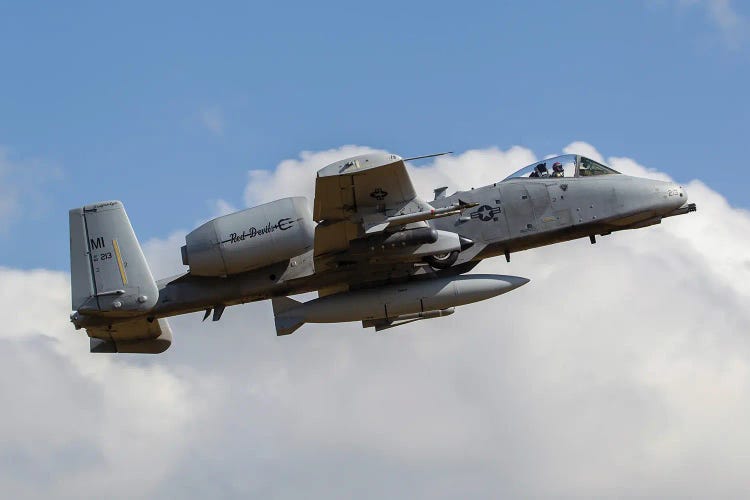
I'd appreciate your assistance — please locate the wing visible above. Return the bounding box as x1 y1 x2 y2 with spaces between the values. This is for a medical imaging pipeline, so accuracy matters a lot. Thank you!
311 152 474 283
313 152 422 259
313 152 417 223
313 152 426 267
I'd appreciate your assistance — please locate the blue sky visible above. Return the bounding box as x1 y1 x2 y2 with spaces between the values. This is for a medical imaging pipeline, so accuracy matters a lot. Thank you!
1 0 748 270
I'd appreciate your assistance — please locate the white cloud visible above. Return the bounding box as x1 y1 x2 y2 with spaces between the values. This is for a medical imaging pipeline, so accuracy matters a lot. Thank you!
3 143 750 498
563 140 605 164
142 230 189 279
0 267 210 499
210 198 237 218
200 106 225 136
408 146 537 200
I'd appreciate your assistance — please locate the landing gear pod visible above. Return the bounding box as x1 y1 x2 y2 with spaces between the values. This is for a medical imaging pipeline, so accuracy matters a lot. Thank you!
425 251 459 269
424 236 474 269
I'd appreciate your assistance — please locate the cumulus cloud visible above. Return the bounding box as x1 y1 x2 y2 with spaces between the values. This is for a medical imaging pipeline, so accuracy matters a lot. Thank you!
210 198 237 218
142 230 189 279
3 143 750 498
0 268 211 499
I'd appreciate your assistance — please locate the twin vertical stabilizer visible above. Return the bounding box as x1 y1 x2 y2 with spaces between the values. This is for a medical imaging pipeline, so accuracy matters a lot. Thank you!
69 200 158 315
69 200 169 354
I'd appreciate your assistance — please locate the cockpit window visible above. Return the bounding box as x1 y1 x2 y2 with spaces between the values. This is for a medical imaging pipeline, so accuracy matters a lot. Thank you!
502 154 619 181
503 155 577 180
578 157 619 176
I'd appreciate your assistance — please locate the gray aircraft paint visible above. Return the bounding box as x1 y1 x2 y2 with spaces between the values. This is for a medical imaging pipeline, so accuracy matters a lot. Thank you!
431 169 687 265
69 201 158 315
68 152 695 353
182 197 314 277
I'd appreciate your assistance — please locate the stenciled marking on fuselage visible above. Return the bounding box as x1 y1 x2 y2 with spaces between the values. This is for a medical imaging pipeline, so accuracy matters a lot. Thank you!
223 217 297 244
470 205 502 222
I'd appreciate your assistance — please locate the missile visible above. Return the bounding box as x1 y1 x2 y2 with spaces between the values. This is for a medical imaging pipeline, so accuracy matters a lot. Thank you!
385 201 476 226
271 273 530 336
365 200 480 234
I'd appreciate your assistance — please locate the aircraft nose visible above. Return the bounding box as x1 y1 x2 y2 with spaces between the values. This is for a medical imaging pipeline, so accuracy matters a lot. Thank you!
670 182 688 205
658 181 687 210
679 184 689 203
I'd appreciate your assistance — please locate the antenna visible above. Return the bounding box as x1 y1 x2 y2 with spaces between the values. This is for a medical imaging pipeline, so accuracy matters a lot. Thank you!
403 151 453 161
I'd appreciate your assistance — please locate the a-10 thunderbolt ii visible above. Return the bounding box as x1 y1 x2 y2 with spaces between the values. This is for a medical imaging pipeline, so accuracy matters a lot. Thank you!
69 152 696 353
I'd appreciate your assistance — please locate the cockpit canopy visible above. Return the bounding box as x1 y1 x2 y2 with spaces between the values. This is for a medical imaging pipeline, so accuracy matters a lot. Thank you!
503 154 620 181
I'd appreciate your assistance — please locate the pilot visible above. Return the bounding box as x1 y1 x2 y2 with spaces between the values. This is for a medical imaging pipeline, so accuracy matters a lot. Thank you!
551 161 564 178
530 163 547 178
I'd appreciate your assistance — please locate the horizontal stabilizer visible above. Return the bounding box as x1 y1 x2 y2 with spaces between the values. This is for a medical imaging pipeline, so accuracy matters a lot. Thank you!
86 318 173 354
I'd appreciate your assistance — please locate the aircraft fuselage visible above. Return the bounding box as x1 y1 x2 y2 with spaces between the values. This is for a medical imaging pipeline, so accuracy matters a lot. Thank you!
432 174 690 263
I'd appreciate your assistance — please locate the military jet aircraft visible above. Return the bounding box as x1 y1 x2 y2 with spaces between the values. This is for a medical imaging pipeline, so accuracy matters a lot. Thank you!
69 152 696 353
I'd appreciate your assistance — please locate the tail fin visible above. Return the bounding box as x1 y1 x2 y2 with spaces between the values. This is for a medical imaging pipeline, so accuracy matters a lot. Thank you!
271 296 304 336
69 200 158 315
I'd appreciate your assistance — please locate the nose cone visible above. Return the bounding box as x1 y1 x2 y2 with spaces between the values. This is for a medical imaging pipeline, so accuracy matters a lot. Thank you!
487 275 531 296
678 184 688 203
664 182 688 210
508 275 531 289
453 274 530 304
498 275 531 292
459 236 475 251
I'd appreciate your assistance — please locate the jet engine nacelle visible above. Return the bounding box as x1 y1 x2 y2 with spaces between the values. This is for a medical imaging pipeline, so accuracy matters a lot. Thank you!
182 197 314 277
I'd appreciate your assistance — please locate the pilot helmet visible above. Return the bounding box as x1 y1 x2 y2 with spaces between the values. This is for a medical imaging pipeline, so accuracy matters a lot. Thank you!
552 162 563 172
